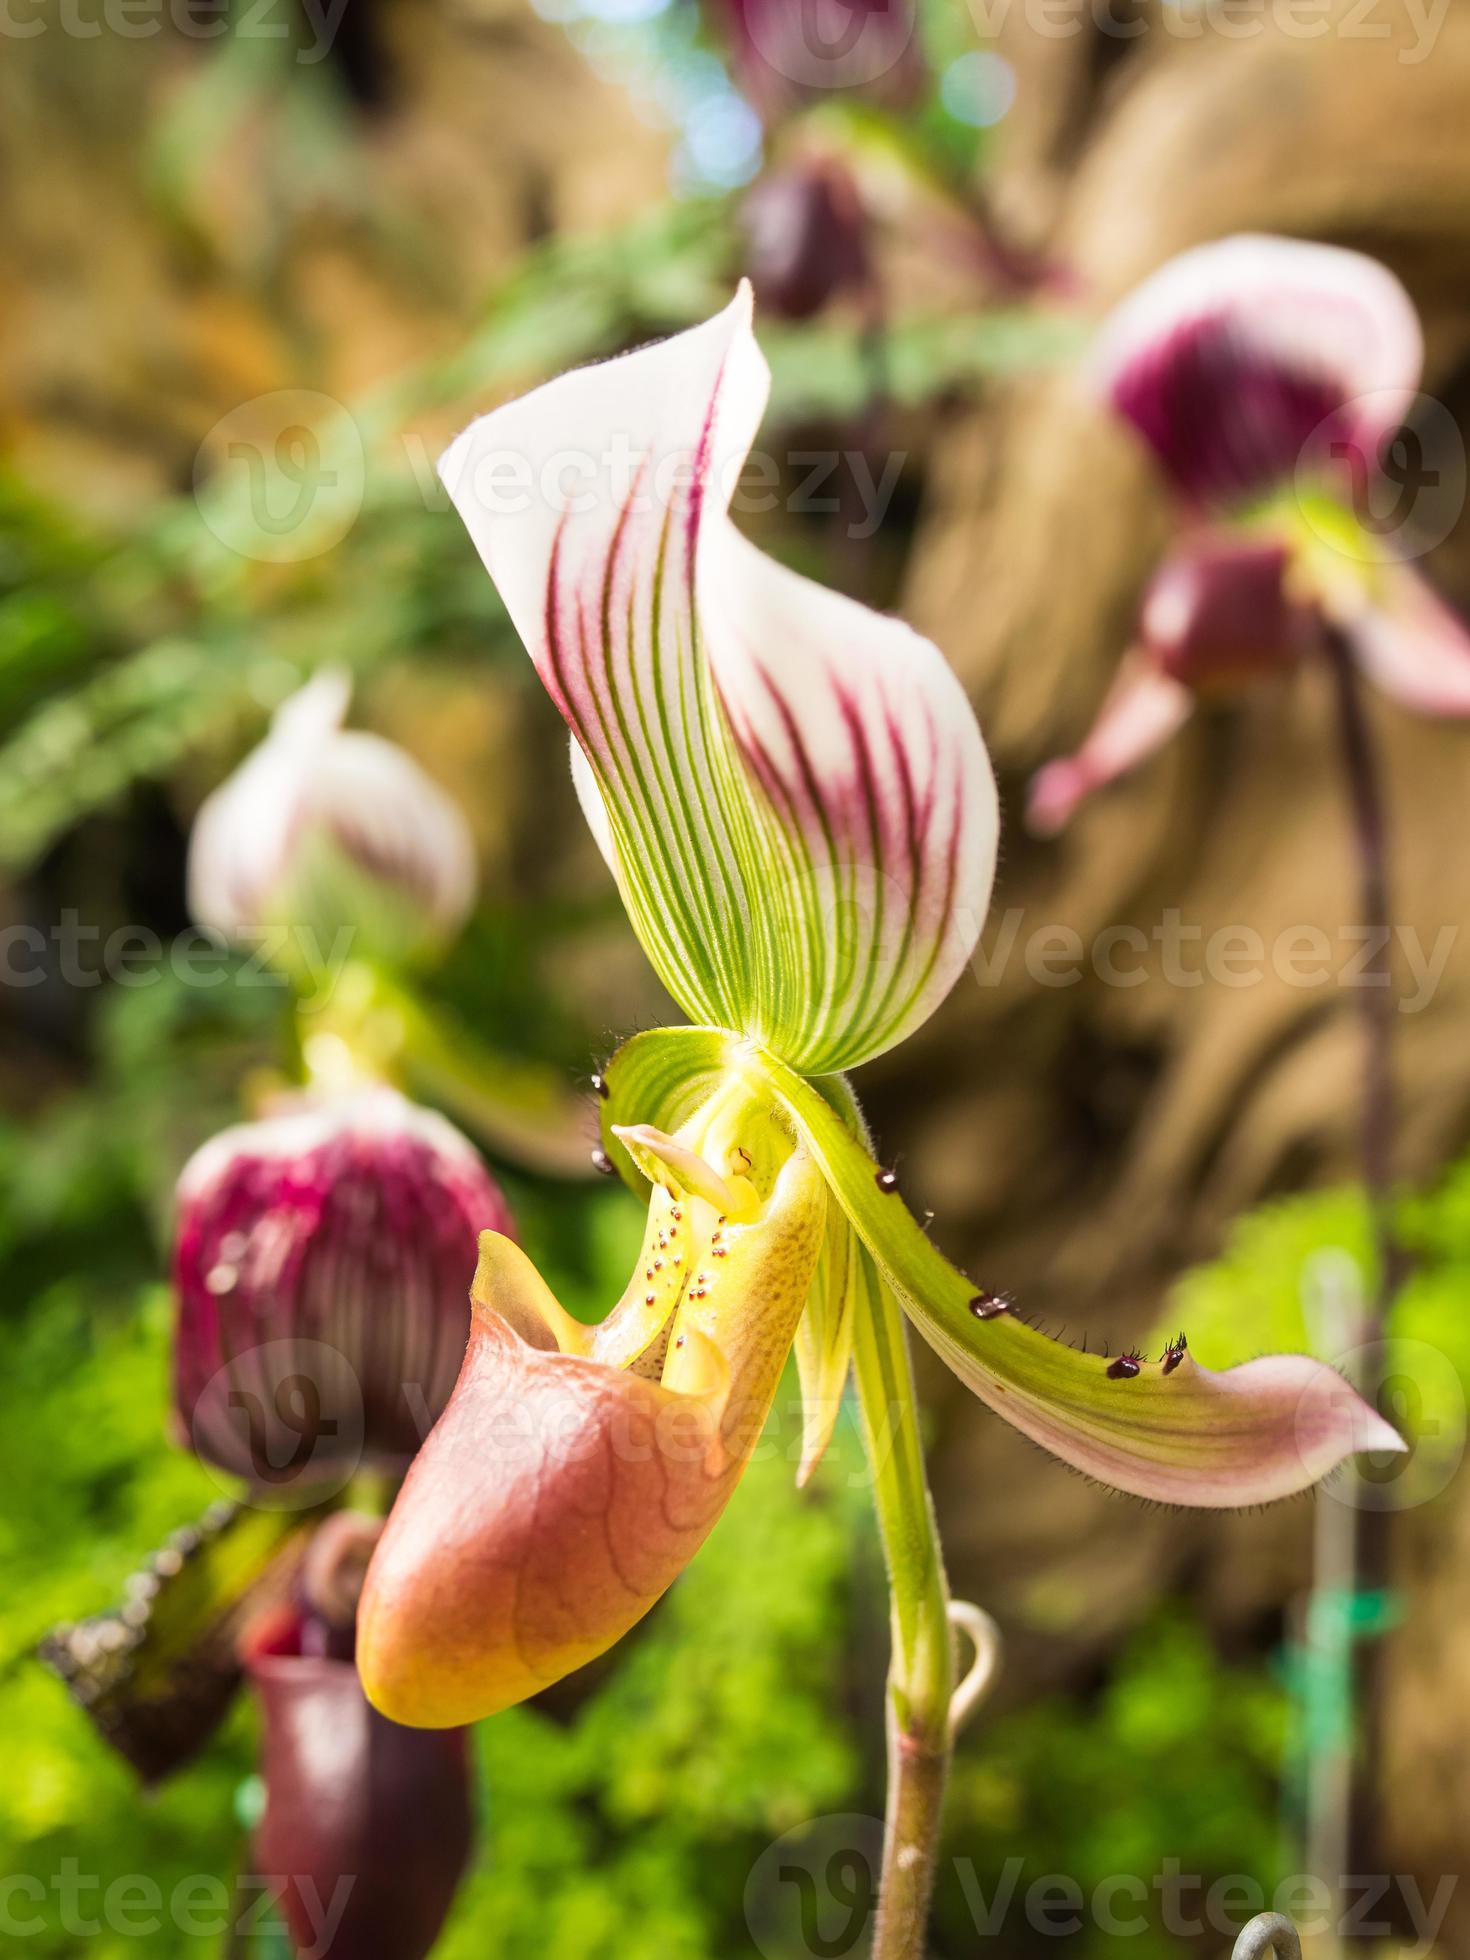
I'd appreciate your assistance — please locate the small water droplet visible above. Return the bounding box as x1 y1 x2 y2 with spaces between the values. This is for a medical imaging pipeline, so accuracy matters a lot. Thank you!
875 1169 899 1194
968 1291 1010 1321
1107 1354 1142 1381
1161 1332 1188 1376
591 1148 615 1177
591 1073 609 1100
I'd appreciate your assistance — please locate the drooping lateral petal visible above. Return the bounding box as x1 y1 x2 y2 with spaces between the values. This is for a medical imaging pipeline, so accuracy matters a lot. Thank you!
1347 559 1470 717
791 1199 859 1485
439 285 998 1073
748 1045 1404 1505
1026 649 1193 836
1093 235 1423 511
357 1146 825 1727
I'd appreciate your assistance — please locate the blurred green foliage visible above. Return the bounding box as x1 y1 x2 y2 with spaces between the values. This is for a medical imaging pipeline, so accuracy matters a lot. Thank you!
936 1616 1290 1959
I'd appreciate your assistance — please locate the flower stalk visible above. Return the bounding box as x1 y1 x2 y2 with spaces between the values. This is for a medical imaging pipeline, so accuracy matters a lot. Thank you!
852 1265 955 1960
1305 626 1402 1940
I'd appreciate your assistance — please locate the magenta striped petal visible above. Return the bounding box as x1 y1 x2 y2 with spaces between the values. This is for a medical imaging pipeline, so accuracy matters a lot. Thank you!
173 1088 511 1486
439 286 998 1073
1093 235 1422 512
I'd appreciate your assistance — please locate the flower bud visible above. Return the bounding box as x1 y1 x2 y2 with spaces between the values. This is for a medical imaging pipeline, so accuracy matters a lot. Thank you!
1141 539 1315 694
173 1087 512 1490
248 1645 472 1960
742 156 870 321
187 671 476 970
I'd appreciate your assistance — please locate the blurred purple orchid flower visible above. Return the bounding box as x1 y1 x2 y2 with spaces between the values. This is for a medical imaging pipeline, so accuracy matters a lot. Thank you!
1029 234 1470 834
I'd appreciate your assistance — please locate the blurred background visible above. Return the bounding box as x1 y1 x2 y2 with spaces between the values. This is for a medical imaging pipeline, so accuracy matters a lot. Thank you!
6 0 1470 1953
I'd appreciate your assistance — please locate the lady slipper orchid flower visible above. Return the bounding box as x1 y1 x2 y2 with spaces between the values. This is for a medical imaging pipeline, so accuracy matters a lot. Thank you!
1030 233 1470 833
174 1086 512 1487
358 285 1399 1731
188 669 477 967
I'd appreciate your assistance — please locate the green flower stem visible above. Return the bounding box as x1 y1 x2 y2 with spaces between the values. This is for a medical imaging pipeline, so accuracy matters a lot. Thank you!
852 1261 955 1960
296 961 592 1178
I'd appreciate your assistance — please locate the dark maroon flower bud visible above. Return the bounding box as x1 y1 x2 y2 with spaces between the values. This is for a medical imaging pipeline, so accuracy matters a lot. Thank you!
715 0 925 120
174 1087 512 1491
1140 539 1315 694
742 156 871 321
248 1649 473 1960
